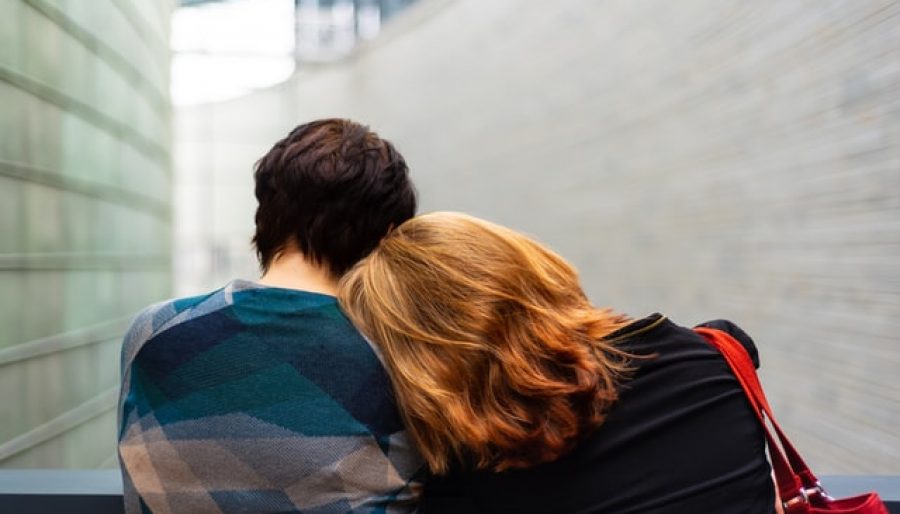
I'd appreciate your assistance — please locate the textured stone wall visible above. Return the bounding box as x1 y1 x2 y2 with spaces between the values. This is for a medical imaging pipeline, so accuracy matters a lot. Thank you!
176 0 900 472
0 0 173 468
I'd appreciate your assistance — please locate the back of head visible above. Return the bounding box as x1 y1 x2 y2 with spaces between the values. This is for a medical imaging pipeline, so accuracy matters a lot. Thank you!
252 119 417 277
338 212 631 474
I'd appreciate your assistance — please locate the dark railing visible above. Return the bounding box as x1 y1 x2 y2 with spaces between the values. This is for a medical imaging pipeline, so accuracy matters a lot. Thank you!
2 470 900 513
0 470 124 514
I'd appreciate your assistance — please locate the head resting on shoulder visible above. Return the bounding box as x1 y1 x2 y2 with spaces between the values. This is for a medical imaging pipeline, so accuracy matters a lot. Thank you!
252 118 417 278
338 211 632 474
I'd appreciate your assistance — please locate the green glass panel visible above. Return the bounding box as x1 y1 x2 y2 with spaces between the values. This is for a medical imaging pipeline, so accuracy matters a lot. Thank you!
0 272 25 349
0 176 24 253
0 1 22 72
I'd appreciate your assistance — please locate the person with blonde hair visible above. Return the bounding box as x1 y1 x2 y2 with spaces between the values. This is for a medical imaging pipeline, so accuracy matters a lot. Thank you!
338 212 777 513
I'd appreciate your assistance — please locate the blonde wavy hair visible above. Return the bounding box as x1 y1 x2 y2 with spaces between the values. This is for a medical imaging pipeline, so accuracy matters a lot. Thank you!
338 212 632 474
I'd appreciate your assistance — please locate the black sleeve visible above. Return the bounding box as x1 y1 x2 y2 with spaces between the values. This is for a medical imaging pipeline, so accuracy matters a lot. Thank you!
695 319 760 369
420 473 481 513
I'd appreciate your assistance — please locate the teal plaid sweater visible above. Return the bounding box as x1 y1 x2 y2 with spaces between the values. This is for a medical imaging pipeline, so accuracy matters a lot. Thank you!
117 279 423 513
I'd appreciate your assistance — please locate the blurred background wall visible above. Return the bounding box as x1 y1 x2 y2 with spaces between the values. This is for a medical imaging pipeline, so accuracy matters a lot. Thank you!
0 0 896 475
176 0 900 473
0 0 173 467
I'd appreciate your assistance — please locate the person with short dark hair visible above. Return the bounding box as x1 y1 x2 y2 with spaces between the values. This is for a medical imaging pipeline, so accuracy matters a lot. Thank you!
117 119 423 513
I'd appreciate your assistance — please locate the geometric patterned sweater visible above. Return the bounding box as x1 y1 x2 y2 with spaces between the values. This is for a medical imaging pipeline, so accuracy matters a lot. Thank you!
117 279 424 513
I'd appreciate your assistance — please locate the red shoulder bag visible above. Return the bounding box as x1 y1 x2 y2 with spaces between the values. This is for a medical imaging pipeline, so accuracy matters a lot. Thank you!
694 327 889 514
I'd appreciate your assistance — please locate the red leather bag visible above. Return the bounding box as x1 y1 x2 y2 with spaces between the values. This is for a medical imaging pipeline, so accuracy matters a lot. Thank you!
694 327 889 514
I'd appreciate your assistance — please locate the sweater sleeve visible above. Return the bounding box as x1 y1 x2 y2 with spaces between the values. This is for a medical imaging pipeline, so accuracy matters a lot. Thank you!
695 319 760 369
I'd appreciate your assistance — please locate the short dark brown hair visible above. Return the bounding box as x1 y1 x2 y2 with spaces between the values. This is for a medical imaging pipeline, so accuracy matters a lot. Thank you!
252 119 417 276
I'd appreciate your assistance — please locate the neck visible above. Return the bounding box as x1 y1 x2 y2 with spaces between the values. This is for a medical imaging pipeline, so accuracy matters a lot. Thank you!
258 249 338 296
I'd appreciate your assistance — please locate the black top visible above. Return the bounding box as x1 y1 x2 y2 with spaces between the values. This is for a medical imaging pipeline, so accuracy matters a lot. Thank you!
420 315 775 514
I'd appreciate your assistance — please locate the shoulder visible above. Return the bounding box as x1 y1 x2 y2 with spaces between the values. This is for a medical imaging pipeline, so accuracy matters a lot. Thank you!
693 319 760 368
120 286 232 370
609 315 761 369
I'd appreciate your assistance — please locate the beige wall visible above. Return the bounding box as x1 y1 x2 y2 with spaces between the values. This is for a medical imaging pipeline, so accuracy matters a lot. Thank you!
0 0 173 468
176 0 900 472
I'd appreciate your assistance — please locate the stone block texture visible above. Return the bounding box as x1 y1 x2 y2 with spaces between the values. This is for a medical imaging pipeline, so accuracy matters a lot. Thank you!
175 0 900 473
0 0 173 468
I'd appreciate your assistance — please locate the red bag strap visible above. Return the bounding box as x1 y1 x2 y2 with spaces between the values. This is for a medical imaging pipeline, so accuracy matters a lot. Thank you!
693 327 826 511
